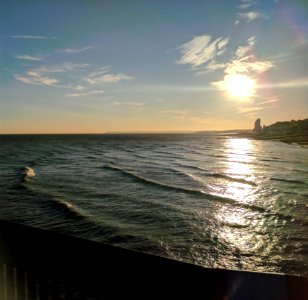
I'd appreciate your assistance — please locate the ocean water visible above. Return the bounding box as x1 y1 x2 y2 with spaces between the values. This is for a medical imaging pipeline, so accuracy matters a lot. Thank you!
0 134 307 276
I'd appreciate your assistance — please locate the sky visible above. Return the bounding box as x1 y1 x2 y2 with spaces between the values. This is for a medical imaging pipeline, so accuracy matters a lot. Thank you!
1 0 308 133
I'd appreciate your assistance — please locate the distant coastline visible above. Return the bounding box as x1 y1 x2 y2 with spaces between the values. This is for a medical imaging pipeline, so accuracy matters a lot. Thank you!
233 119 308 146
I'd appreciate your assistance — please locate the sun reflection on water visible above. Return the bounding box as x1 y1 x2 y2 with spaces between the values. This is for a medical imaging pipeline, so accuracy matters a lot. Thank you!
215 138 257 203
225 138 254 165
213 138 264 263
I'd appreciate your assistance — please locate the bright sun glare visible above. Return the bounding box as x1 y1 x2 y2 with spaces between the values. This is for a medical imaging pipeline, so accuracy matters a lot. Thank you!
225 74 255 98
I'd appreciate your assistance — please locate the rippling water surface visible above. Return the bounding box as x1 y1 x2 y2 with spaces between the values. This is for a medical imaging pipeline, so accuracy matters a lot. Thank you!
0 134 307 275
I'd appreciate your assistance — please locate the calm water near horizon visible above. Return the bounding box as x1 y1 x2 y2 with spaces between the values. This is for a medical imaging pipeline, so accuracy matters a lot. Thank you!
0 133 307 276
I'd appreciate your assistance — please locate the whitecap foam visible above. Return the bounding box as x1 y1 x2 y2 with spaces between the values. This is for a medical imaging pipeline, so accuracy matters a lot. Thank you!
22 166 36 181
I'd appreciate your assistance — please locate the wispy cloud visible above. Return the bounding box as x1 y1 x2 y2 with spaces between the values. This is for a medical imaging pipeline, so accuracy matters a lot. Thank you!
178 34 274 99
15 63 90 86
224 54 273 76
195 61 226 75
234 96 279 117
257 97 279 105
66 90 104 97
14 55 134 97
210 37 274 96
11 35 48 39
231 37 272 74
62 84 85 91
113 101 145 106
239 0 257 10
86 66 110 78
227 59 273 75
235 36 256 58
13 63 88 89
160 109 210 125
160 109 190 116
84 71 134 84
14 74 58 86
257 78 308 89
57 47 94 54
178 35 229 68
237 11 263 23
179 35 271 80
15 54 43 61
33 63 90 74
237 106 264 114
235 1 268 25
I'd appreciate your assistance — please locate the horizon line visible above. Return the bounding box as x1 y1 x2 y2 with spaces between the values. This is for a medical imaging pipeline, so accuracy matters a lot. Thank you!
0 129 251 135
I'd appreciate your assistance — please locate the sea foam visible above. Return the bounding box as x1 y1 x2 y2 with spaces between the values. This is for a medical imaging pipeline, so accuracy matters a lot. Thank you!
22 167 36 181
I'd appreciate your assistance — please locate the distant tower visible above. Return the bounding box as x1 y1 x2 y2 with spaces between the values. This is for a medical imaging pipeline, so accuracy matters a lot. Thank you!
253 118 262 133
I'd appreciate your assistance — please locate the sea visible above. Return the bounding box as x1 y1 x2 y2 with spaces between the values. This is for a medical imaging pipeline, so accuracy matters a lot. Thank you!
0 133 307 276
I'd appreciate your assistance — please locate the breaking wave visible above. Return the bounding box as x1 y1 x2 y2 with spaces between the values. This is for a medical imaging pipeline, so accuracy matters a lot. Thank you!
49 197 88 220
21 166 36 182
270 178 306 185
101 165 265 213
175 163 256 186
205 173 257 186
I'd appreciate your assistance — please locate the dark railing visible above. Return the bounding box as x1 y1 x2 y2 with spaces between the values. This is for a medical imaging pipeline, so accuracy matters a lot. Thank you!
0 219 307 299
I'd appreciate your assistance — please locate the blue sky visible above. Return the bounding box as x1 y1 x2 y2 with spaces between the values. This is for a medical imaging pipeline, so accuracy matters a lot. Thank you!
1 0 308 133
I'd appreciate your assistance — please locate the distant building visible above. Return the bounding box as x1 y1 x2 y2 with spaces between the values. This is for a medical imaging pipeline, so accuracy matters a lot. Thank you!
253 118 262 133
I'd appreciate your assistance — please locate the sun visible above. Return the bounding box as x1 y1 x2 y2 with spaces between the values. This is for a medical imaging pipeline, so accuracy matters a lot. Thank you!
225 74 255 98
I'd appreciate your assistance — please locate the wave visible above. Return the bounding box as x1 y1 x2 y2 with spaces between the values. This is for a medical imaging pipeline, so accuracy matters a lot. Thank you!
18 169 88 221
260 158 300 164
101 165 265 213
131 153 149 159
220 221 249 229
151 150 184 159
293 169 308 174
206 173 257 186
270 178 306 185
21 166 36 182
208 154 225 158
49 197 87 220
174 163 256 186
175 163 209 172
86 155 98 160
187 172 257 186
260 159 286 163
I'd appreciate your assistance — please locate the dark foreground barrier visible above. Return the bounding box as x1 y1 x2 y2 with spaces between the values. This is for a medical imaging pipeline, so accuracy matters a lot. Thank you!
0 219 307 299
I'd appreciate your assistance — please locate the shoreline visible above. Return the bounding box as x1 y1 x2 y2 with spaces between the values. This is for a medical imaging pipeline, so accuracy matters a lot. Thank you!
231 132 308 147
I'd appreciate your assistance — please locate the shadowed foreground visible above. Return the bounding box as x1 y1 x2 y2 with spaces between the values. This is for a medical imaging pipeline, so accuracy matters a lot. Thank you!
0 220 307 299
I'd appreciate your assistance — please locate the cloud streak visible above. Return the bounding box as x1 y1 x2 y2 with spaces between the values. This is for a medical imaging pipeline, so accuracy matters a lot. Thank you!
113 101 144 106
14 74 58 86
33 63 90 74
13 42 135 97
257 78 308 89
235 1 264 25
11 35 48 39
237 11 262 23
237 106 263 114
13 63 89 89
84 71 134 84
234 96 279 117
57 47 94 54
15 54 43 61
66 90 104 97
160 109 210 125
160 109 190 116
226 36 273 75
178 35 229 68
14 59 135 97
239 0 257 10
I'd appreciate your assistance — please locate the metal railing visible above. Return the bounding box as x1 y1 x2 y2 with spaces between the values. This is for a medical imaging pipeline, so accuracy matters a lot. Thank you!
0 219 307 299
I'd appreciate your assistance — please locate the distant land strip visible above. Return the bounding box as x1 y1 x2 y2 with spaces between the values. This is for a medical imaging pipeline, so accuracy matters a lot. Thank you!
234 118 308 146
